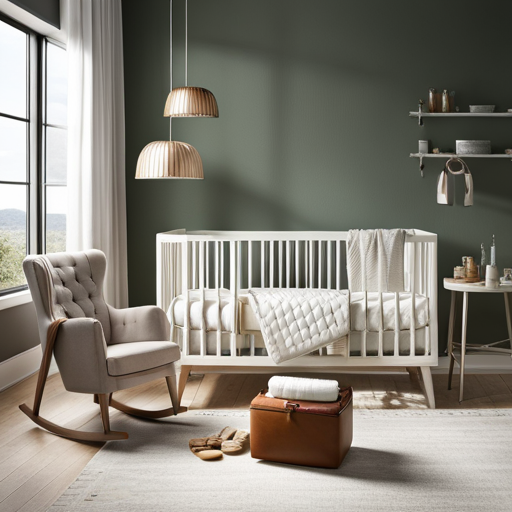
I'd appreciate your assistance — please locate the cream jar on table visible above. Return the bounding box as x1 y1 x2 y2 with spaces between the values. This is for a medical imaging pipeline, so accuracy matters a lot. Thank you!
485 265 499 289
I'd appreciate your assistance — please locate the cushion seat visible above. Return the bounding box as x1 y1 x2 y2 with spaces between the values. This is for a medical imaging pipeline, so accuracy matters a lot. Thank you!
106 341 180 377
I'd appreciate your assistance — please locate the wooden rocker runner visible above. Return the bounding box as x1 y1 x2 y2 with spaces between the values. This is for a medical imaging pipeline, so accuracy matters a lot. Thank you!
20 250 182 442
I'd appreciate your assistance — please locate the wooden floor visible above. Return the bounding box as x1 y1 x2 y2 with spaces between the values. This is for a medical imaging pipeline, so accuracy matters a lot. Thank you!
1 369 512 511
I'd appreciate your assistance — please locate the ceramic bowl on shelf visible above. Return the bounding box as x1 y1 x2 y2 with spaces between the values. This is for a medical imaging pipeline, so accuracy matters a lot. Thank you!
469 105 495 113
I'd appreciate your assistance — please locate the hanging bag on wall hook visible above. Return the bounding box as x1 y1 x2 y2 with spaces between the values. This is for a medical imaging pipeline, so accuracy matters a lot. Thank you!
464 168 473 206
437 167 452 205
446 157 473 207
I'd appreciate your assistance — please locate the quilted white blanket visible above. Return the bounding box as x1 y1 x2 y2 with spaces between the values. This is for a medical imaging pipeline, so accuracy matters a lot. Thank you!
247 288 350 364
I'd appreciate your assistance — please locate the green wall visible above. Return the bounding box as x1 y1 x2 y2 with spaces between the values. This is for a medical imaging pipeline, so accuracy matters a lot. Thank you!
123 0 512 354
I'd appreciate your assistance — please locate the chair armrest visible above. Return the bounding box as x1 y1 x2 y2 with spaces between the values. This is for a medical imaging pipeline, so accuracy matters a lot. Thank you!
53 318 109 394
108 305 171 344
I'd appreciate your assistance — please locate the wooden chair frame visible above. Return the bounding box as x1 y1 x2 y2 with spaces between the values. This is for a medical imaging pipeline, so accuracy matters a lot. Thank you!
19 319 179 442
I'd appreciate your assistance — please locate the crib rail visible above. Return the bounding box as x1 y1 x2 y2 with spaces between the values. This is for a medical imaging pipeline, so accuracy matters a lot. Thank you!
157 229 438 366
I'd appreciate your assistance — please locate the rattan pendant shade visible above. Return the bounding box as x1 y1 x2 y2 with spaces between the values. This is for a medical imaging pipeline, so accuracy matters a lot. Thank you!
164 87 218 117
135 0 213 180
165 0 219 118
136 141 203 179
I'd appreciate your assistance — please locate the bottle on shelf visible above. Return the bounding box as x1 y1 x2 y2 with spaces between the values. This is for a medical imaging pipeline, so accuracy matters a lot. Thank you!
480 243 487 279
491 234 496 267
428 88 437 113
486 235 499 288
442 90 450 113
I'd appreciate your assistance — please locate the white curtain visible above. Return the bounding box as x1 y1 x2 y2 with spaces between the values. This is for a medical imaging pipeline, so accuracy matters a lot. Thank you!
66 0 128 308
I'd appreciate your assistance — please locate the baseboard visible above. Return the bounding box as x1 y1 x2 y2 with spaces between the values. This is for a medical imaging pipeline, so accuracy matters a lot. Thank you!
434 354 512 374
0 346 42 392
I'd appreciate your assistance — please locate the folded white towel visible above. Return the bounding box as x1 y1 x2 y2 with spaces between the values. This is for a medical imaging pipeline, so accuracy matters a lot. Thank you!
268 376 339 402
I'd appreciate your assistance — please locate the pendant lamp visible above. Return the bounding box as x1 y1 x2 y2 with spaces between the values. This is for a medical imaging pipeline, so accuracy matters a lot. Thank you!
136 0 203 179
164 0 219 118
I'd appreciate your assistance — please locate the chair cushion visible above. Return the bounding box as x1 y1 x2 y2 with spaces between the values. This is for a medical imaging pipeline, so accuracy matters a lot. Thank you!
106 341 180 377
44 250 112 342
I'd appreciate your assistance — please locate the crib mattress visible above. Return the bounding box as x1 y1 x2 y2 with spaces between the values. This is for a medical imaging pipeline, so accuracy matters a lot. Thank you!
170 288 429 333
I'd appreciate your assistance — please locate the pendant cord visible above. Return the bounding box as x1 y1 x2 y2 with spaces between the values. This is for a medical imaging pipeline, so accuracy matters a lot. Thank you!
185 0 188 87
169 0 173 141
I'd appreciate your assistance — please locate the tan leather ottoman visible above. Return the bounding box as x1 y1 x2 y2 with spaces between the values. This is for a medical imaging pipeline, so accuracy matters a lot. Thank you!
250 387 353 469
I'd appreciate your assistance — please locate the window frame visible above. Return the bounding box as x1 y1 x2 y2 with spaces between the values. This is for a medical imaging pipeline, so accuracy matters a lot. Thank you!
41 36 67 255
0 12 67 297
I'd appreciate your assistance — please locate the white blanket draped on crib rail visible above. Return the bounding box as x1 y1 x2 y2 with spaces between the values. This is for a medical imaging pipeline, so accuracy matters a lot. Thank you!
248 288 350 364
347 229 407 293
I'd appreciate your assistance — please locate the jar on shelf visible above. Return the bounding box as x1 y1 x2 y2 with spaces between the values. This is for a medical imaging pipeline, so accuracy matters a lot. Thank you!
454 266 465 280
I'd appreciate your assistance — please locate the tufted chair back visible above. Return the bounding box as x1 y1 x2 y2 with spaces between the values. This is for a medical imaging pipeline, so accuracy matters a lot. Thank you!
23 250 112 349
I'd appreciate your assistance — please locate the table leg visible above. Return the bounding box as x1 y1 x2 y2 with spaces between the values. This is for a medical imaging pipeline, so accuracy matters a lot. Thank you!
459 292 468 403
447 290 456 390
504 293 512 351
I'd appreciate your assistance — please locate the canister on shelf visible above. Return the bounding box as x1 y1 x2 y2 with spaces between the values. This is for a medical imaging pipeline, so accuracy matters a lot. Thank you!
419 140 429 154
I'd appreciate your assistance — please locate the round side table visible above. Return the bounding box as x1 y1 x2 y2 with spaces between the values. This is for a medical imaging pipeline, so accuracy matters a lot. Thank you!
444 278 512 402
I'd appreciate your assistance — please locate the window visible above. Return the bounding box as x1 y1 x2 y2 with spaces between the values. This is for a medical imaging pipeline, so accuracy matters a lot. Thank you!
43 40 67 254
0 14 67 295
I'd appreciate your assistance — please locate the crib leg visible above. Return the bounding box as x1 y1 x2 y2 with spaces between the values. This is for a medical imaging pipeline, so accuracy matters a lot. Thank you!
178 365 192 407
406 367 418 378
420 366 436 409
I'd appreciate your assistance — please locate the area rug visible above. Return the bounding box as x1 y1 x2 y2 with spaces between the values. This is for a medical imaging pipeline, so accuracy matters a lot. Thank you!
49 409 512 512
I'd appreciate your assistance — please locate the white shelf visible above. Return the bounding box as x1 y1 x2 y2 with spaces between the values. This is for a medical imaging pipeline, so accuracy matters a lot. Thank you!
410 153 512 159
409 112 512 118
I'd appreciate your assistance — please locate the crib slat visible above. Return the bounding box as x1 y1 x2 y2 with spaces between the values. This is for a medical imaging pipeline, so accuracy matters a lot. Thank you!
378 291 384 357
248 241 253 289
230 241 238 356
261 241 265 288
156 238 163 310
425 243 431 355
215 242 219 290
336 240 341 291
216 242 222 356
199 242 206 357
220 242 226 288
286 241 291 288
309 241 314 288
347 290 351 359
318 240 322 289
206 241 210 289
363 290 367 357
279 241 283 287
238 241 243 291
295 241 300 288
394 292 400 357
270 241 275 288
410 242 416 357
250 334 255 357
181 241 190 356
191 241 197 289
327 241 332 289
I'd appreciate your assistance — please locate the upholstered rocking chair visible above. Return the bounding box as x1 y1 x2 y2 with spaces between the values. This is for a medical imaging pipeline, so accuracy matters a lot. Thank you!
20 250 181 442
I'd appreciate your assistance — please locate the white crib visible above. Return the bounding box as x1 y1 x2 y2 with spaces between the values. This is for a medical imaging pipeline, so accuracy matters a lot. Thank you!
157 229 438 408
